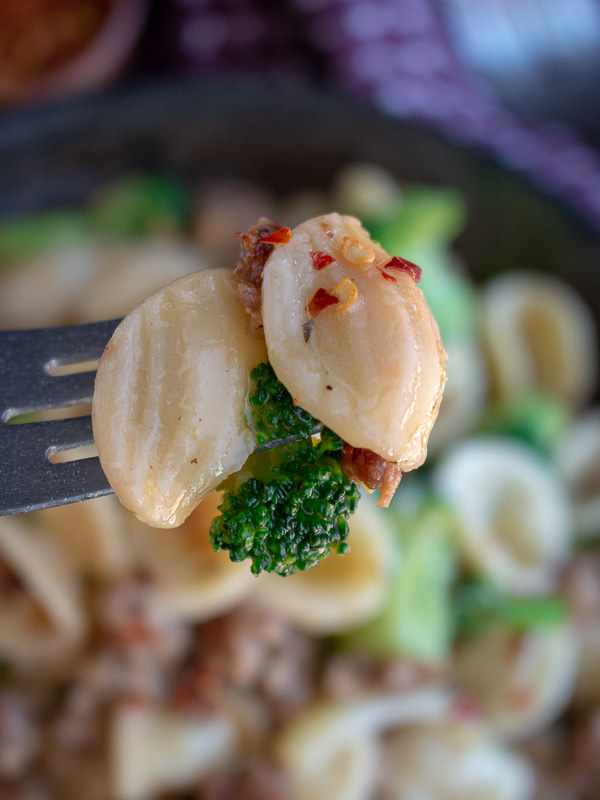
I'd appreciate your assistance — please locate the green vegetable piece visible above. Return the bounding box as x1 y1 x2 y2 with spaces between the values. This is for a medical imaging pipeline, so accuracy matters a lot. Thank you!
211 361 360 576
340 498 457 662
90 174 190 238
248 361 320 444
368 184 466 248
209 431 360 577
368 185 477 342
0 210 90 266
478 391 571 456
454 578 568 637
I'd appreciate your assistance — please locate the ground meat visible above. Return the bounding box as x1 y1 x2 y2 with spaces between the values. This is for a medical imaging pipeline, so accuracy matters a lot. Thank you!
340 445 403 507
322 652 445 701
520 713 600 800
0 693 38 781
559 555 600 625
0 563 23 596
232 219 280 333
51 573 191 749
199 757 291 800
0 777 50 800
519 726 574 800
169 602 320 740
567 710 600 799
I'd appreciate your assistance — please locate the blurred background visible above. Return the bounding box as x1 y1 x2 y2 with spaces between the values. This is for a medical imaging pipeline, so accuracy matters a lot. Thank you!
3 5 600 800
2 0 600 231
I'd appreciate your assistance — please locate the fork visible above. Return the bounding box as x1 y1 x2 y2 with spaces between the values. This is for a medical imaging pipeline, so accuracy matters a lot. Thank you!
0 320 325 517
0 319 120 516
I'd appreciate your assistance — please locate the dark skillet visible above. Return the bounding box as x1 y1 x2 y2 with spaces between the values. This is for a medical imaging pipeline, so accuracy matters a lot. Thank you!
0 78 599 377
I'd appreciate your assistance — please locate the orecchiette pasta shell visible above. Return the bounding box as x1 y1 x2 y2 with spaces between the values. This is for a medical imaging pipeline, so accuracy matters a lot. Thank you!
380 720 534 800
276 689 451 800
261 214 447 469
427 338 488 453
480 272 597 408
76 240 208 322
0 516 86 668
253 493 394 634
128 491 254 621
434 438 572 594
109 704 236 800
92 268 268 528
452 624 579 739
37 495 132 578
555 409 600 540
0 246 99 329
0 516 85 637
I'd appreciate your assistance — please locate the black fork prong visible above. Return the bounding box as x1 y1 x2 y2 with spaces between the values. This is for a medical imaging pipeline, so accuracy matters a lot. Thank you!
0 319 121 417
0 320 121 515
0 408 113 515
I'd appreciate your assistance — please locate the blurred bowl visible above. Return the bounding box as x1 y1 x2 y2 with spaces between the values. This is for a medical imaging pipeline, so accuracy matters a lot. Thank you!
0 77 599 351
0 0 149 110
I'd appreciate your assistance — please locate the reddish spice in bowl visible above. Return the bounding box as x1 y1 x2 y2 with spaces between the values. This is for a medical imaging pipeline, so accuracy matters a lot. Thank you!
0 0 148 109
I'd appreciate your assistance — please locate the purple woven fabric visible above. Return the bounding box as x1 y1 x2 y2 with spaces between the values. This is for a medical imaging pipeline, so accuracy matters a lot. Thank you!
145 0 600 233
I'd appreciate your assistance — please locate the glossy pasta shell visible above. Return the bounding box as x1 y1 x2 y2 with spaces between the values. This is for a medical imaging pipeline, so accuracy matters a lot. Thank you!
261 214 447 469
92 268 267 528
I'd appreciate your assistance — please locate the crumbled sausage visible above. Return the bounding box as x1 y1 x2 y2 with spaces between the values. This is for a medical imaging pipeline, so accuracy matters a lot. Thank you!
340 445 403 507
232 220 280 333
170 603 319 735
0 692 39 780
200 757 292 800
322 652 444 701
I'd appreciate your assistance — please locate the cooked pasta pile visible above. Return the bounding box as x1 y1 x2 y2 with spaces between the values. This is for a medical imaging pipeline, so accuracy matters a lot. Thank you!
0 166 598 800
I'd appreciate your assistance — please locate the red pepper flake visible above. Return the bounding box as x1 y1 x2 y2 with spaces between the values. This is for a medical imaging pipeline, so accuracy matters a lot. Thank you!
377 266 397 283
307 287 339 317
310 250 335 270
384 255 422 282
260 227 292 245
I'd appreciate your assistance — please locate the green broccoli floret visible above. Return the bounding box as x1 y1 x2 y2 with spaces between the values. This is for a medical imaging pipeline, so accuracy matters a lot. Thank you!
209 362 360 576
247 361 320 444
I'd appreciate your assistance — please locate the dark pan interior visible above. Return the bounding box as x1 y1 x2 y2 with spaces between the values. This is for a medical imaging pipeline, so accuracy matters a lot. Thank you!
1 79 599 358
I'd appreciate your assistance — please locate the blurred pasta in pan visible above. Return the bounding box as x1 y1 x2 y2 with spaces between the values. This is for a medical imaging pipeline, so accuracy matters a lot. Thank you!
0 516 86 670
453 623 579 739
555 409 600 540
379 720 534 800
434 438 572 595
480 272 597 408
128 492 254 622
0 166 599 800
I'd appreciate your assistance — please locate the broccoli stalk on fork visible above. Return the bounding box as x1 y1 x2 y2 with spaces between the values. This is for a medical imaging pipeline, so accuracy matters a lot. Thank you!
209 362 361 576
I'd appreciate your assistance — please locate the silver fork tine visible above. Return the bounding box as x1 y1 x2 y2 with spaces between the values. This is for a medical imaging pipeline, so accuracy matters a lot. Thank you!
0 319 120 515
0 319 120 414
1 420 110 516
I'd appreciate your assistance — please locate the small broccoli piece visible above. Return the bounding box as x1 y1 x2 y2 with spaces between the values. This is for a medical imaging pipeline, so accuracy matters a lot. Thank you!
339 493 457 662
454 578 568 637
89 174 190 237
247 361 320 444
210 430 360 576
478 391 570 456
210 361 360 576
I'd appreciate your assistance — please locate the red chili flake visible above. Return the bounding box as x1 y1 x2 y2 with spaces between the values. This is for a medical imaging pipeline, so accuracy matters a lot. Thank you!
310 250 335 270
377 266 397 283
260 227 292 245
384 255 422 282
307 287 339 316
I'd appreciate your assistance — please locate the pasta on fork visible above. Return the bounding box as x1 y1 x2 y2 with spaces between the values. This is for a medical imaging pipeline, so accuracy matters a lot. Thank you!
92 214 447 576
